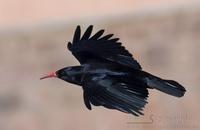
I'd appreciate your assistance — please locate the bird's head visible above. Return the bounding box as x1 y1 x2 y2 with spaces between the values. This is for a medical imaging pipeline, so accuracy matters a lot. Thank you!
40 67 81 84
40 68 69 80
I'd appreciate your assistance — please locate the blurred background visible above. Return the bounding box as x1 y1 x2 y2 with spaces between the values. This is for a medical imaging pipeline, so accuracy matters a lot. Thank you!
0 0 200 130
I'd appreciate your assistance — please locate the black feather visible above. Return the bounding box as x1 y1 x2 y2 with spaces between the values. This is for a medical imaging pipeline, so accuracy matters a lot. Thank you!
67 42 72 50
145 76 186 97
73 25 81 43
109 38 120 42
81 25 93 40
99 34 114 40
90 29 104 40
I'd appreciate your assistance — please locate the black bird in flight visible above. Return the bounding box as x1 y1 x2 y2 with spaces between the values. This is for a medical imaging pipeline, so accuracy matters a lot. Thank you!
41 25 186 116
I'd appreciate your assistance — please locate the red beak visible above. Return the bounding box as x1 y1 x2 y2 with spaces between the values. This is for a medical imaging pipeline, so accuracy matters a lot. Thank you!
40 72 57 80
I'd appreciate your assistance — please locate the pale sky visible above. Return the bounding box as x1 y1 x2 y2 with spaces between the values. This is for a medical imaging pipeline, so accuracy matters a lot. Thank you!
0 0 199 29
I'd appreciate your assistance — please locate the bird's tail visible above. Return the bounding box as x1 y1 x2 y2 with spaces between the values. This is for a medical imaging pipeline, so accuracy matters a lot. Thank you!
144 74 186 97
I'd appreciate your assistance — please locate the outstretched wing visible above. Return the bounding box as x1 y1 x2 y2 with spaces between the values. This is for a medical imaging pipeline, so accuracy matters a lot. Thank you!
82 75 148 116
67 25 142 70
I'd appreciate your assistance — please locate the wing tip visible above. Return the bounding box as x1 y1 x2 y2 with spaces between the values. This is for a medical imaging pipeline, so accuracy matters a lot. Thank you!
75 25 81 32
81 25 94 40
67 42 72 50
73 25 81 43
88 25 93 28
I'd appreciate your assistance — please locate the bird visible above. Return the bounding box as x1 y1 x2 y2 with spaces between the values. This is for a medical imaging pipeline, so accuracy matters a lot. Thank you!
40 25 186 116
